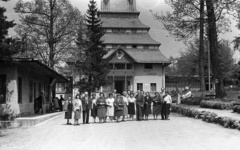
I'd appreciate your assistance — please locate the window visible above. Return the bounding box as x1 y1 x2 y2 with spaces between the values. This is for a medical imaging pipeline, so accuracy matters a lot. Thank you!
112 45 118 48
145 64 153 69
121 45 126 48
18 76 22 103
137 83 143 91
132 29 137 33
0 74 6 104
127 64 132 69
109 64 114 69
112 29 118 33
132 45 137 48
144 45 149 49
119 29 126 33
56 83 65 93
150 83 157 91
112 29 126 33
29 81 33 103
115 64 125 70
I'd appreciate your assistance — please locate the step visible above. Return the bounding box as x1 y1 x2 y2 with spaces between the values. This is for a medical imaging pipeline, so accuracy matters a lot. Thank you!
15 112 64 127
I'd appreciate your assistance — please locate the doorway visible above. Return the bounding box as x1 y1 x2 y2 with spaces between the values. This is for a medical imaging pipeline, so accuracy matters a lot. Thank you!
115 80 124 94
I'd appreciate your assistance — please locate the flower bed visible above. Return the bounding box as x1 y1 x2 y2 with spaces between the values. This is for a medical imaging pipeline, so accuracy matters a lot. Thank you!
200 100 234 110
181 97 202 105
171 104 240 130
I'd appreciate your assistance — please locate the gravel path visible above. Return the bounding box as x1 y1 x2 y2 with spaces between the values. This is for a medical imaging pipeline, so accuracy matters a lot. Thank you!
0 113 240 150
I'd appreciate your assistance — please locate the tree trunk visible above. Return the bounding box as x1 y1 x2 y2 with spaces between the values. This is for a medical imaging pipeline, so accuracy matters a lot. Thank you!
49 0 55 69
199 0 205 93
206 0 226 98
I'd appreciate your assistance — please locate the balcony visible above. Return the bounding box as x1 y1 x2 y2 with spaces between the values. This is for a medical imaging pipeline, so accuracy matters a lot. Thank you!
108 69 134 77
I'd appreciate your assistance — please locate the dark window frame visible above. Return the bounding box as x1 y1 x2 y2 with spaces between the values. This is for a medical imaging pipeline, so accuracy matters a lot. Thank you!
137 83 143 91
150 83 157 91
18 76 22 104
114 63 125 70
29 80 33 103
127 64 133 70
0 74 6 104
144 64 153 69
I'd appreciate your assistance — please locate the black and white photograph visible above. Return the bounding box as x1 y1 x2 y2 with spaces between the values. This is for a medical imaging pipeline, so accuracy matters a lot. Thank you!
1 0 240 150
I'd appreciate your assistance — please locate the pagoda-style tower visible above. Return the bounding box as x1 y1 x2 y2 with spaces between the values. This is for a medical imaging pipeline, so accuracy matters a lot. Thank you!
100 0 170 94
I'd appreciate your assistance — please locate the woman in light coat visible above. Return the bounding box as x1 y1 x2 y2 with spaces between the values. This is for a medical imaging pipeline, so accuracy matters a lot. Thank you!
73 95 82 125
106 93 115 123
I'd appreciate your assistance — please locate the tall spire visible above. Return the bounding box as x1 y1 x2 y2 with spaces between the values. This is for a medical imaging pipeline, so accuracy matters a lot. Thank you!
101 0 137 12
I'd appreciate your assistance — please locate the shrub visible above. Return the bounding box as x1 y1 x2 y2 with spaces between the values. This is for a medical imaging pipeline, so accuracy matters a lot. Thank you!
200 100 234 110
233 105 240 114
181 97 203 105
0 113 14 121
171 104 240 131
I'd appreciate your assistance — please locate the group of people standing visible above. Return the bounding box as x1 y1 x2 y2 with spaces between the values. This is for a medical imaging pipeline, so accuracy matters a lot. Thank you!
63 89 172 125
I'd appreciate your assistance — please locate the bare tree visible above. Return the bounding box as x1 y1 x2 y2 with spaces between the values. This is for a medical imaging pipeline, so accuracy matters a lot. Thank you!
15 0 83 68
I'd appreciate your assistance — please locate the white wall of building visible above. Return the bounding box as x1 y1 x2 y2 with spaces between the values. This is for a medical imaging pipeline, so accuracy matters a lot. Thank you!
133 64 165 92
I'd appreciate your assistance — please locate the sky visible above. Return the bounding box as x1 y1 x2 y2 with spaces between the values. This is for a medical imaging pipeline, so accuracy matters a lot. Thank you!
1 0 240 60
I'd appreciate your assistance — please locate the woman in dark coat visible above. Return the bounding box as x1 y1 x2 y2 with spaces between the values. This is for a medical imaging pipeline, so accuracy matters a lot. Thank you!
143 92 152 120
152 92 162 120
64 96 73 125
90 93 98 123
96 93 107 123
114 94 124 122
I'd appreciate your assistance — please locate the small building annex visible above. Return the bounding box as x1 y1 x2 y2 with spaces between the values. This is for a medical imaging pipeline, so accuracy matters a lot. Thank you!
0 58 68 116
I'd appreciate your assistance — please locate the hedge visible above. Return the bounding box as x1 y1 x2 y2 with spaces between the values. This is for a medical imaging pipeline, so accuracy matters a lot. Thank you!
181 97 203 105
171 104 240 130
200 100 234 110
233 105 240 114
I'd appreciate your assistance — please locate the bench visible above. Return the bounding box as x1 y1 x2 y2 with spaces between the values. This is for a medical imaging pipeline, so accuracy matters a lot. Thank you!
205 94 216 99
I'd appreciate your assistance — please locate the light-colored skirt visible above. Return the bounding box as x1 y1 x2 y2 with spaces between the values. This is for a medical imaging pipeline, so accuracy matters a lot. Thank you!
74 110 81 119
107 106 114 116
123 104 128 116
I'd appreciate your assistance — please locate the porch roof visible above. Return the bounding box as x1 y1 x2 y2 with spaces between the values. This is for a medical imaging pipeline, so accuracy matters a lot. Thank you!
0 58 68 82
103 48 171 64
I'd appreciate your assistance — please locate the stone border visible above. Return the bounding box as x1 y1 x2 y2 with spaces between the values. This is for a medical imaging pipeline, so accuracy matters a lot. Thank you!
14 112 64 127
171 104 240 131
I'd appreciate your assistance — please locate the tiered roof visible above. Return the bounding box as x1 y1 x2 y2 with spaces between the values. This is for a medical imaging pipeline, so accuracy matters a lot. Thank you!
101 17 149 29
102 33 160 45
100 0 170 64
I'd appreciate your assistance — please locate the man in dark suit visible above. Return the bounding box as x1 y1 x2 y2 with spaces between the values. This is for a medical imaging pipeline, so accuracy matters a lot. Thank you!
82 92 91 124
135 90 145 121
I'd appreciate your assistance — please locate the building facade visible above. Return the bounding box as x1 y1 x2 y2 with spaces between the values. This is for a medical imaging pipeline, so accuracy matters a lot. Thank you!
0 58 67 116
100 0 170 94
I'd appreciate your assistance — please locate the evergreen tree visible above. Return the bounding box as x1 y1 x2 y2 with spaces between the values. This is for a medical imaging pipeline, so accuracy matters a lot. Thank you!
76 0 109 95
0 0 23 58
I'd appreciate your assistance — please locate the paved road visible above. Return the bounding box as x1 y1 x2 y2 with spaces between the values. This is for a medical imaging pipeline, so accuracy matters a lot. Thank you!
0 113 240 150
